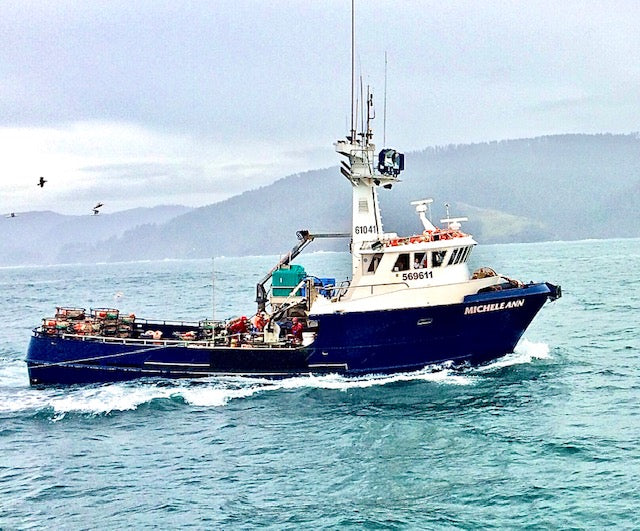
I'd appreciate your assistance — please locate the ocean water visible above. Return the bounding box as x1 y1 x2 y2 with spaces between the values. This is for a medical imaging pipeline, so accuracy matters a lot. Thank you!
0 239 638 529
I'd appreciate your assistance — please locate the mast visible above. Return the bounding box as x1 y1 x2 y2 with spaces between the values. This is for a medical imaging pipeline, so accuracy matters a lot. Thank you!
211 256 216 321
350 0 356 142
336 1 403 276
383 51 387 146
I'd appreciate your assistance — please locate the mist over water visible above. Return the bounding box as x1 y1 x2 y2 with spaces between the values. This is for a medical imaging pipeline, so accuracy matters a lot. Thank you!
1 239 638 528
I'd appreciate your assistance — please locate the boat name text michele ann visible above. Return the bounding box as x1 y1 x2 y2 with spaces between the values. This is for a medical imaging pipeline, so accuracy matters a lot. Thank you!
464 299 525 315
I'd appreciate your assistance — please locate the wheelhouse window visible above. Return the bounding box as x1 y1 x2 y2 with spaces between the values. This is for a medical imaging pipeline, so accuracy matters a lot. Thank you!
448 248 460 265
449 247 471 265
461 246 473 263
432 250 447 267
393 253 410 272
363 253 383 275
413 252 427 269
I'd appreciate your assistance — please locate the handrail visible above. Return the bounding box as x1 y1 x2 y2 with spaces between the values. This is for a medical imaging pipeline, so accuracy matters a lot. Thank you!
384 229 470 248
57 332 213 348
334 280 410 301
33 329 295 350
132 317 225 328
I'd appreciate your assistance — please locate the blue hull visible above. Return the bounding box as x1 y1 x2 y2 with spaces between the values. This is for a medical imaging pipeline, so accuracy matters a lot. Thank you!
26 283 557 386
307 282 554 373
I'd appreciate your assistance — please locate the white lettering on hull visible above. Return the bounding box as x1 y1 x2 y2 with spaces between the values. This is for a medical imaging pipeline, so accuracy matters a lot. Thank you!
464 298 525 315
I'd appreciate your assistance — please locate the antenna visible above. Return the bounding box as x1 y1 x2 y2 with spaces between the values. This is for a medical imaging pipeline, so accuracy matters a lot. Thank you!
350 0 356 142
354 83 359 141
360 75 364 139
440 202 468 230
211 256 216 321
383 51 388 146
366 87 374 143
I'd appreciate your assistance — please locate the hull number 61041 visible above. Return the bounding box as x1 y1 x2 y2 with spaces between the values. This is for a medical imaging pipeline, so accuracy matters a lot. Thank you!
355 225 376 235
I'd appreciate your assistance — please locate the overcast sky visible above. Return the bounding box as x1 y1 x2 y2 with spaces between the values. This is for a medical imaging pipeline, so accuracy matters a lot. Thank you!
1 0 638 215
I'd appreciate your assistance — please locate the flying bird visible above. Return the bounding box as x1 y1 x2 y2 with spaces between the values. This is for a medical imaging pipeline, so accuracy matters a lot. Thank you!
37 177 47 188
92 202 104 215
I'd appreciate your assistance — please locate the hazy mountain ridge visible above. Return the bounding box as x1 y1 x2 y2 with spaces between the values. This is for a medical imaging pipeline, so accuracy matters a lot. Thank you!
388 133 640 240
3 134 638 265
98 133 640 261
0 205 193 266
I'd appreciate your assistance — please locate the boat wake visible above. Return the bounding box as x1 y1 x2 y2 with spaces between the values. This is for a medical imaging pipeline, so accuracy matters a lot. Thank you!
180 368 477 408
473 338 550 372
2 339 550 419
1 367 475 419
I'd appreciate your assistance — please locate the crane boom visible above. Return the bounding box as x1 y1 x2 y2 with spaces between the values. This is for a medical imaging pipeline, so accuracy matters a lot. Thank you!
256 230 350 310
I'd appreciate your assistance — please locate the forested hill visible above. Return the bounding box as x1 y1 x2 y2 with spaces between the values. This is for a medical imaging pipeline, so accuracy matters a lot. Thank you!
392 133 640 242
3 133 639 265
100 133 639 262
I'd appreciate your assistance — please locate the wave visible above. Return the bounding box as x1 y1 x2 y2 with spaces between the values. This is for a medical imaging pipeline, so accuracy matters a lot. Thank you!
0 358 31 388
473 338 550 372
0 366 477 418
181 368 477 407
1 341 551 418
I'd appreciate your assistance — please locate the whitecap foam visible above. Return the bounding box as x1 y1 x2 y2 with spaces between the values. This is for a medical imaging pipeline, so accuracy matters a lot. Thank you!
179 367 476 406
179 384 266 407
516 338 551 359
0 358 31 389
0 383 177 417
276 368 476 390
474 338 550 372
48 384 175 415
1 365 479 416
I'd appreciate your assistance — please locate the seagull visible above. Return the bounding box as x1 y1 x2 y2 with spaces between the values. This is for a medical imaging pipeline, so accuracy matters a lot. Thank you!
92 202 104 215
37 176 47 188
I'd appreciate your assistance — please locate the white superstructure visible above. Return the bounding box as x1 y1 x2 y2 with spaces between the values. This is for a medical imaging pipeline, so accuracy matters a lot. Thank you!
310 92 507 315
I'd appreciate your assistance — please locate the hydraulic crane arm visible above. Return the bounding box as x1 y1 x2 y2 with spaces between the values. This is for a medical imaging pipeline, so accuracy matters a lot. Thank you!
256 230 350 311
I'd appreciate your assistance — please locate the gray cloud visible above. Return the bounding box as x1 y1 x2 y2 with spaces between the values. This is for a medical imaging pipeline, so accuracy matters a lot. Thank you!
1 0 639 214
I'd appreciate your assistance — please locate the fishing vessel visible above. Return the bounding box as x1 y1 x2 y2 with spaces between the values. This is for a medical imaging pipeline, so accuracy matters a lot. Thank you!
26 114 561 385
25 30 561 387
